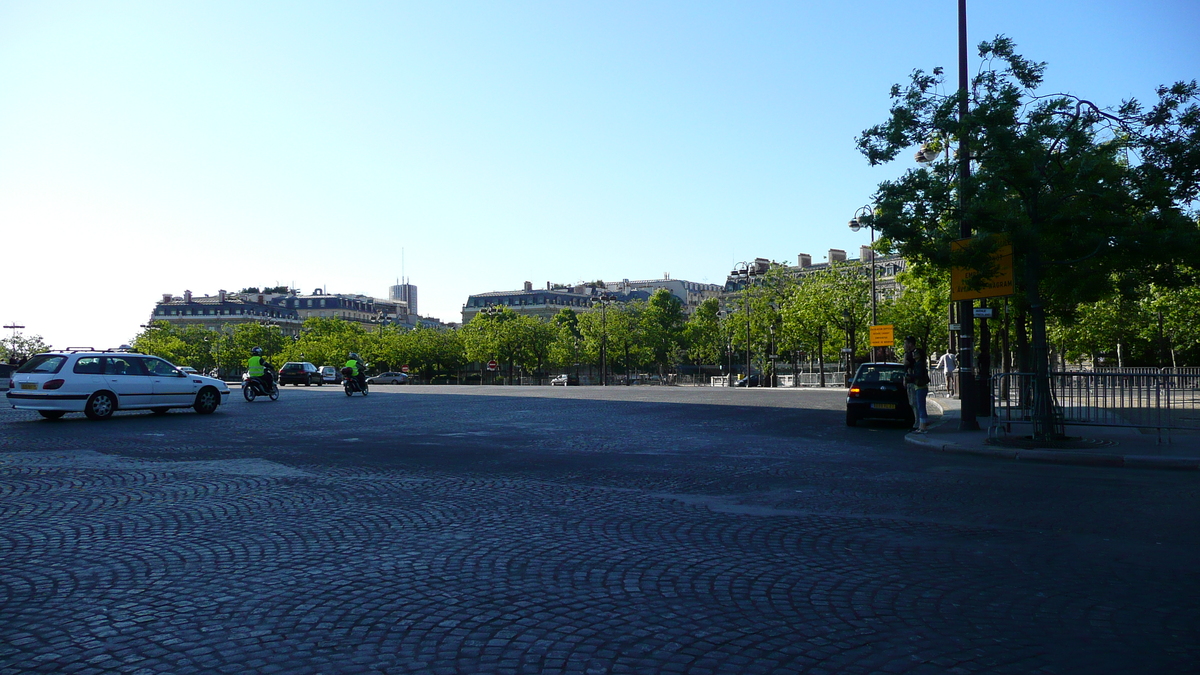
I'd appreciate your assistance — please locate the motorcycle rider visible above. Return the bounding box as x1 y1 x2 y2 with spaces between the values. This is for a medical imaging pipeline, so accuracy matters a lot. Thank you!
344 352 367 391
246 347 276 394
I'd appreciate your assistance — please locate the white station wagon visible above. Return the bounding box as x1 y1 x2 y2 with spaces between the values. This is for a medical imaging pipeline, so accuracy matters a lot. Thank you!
6 350 231 420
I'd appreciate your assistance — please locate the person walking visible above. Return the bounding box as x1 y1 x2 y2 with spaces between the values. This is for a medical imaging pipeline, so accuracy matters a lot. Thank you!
936 350 957 396
904 336 930 433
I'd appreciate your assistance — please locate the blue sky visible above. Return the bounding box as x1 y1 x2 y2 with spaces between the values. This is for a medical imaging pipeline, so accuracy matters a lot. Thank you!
2 1 1197 348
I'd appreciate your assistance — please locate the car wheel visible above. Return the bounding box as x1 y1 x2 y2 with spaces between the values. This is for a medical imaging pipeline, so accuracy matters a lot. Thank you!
305 381 311 386
194 387 220 414
84 391 116 420
845 411 858 427
38 410 65 420
151 407 170 415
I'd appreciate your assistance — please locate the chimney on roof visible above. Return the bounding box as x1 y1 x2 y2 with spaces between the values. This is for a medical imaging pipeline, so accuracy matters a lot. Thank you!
218 289 226 303
183 290 192 303
162 293 173 304
829 249 847 263
523 281 533 291
797 253 811 268
860 246 874 262
258 294 265 304
546 281 551 290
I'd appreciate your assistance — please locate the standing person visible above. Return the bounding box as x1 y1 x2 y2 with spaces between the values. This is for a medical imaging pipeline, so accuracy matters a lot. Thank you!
903 336 930 433
936 350 957 396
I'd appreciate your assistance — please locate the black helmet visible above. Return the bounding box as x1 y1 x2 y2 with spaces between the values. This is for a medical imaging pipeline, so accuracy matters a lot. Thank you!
349 352 360 360
251 347 264 356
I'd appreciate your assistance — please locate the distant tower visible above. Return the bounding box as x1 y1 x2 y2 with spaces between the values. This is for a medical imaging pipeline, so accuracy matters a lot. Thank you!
389 278 418 316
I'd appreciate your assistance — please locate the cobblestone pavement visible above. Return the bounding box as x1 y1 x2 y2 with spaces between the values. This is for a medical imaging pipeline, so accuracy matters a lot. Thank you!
2 386 1198 674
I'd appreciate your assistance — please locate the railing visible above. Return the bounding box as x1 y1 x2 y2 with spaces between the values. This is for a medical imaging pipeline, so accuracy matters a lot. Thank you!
990 371 1200 443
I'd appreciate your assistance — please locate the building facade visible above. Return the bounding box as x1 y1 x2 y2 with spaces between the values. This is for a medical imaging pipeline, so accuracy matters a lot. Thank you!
461 276 720 324
149 290 303 336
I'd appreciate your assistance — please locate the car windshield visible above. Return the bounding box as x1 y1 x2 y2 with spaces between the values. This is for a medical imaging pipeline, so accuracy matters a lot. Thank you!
17 355 67 374
854 365 906 383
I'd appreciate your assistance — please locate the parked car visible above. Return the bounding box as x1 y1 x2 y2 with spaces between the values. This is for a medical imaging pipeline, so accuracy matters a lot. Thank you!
845 362 914 427
319 365 340 384
278 362 323 386
366 372 408 385
179 366 198 376
551 374 579 386
732 374 761 387
6 350 230 420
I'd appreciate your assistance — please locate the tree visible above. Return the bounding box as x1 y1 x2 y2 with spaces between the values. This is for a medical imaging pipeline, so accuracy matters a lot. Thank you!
857 36 1200 439
1 330 51 362
684 298 723 367
881 263 950 357
641 289 686 376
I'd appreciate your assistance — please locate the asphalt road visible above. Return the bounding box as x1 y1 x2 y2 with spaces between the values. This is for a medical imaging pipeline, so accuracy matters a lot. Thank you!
2 385 1197 674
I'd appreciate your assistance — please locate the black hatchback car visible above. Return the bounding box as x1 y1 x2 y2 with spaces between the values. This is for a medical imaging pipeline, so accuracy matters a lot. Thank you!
845 362 914 427
278 362 323 386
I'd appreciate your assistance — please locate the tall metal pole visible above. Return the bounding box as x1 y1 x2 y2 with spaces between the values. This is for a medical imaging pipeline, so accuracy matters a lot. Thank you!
601 299 608 387
870 226 878 362
956 0 980 430
745 273 752 387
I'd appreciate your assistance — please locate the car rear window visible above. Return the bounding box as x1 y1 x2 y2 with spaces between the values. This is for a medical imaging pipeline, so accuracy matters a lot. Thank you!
855 365 906 383
281 363 302 371
17 355 67 374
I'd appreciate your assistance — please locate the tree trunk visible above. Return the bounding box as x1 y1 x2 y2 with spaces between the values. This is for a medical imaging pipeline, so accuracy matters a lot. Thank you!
1025 249 1059 441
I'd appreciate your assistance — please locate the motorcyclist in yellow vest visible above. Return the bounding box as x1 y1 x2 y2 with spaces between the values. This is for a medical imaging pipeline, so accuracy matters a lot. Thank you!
247 347 275 392
344 352 366 390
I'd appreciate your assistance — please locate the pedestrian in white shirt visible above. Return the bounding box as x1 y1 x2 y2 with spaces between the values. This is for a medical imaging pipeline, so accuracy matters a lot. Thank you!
936 351 957 395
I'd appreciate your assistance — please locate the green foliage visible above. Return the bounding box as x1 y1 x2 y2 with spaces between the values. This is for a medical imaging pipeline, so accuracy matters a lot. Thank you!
881 263 950 354
684 298 723 365
641 289 686 375
0 330 51 361
858 36 1200 314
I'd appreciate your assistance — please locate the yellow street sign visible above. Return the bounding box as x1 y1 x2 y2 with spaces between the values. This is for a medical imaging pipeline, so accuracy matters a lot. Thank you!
869 324 894 347
951 236 1014 301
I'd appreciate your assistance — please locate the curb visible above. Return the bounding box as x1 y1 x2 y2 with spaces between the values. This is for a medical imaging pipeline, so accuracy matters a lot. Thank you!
903 410 1200 471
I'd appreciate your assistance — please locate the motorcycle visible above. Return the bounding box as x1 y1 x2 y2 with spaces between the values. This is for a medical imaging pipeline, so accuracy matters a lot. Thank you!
242 370 280 402
342 367 368 396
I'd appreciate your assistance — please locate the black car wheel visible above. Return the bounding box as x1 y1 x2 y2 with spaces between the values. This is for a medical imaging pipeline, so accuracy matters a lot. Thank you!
194 387 220 414
845 411 858 427
84 391 116 420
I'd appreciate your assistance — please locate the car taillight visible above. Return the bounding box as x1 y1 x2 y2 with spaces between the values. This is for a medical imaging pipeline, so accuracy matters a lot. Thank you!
43 379 65 390
848 386 861 398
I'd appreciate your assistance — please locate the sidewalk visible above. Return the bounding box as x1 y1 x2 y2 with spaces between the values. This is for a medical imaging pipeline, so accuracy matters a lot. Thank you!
907 396 1200 471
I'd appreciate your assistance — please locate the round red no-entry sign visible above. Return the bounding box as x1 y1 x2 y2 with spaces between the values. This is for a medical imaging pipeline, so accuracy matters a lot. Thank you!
401 365 409 373
486 360 499 371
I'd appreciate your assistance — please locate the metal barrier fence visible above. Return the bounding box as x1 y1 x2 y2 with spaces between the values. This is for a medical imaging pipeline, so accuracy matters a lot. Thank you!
990 371 1200 443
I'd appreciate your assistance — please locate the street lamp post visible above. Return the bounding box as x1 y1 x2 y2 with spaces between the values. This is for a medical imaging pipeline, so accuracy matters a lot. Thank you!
734 262 758 387
849 206 878 361
591 293 615 386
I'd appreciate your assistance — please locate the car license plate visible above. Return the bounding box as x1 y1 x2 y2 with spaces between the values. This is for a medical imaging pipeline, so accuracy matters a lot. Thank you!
872 403 896 409
21 382 37 390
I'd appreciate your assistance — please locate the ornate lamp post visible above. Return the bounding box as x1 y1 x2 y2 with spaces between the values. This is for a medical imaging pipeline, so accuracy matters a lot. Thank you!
849 206 879 362
591 293 615 386
734 262 761 387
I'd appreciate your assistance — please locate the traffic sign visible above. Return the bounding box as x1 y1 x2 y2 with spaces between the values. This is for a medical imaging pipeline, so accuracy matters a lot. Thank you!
973 308 995 319
951 235 1014 301
869 324 894 347
486 360 499 371
949 323 962 331
401 365 410 373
